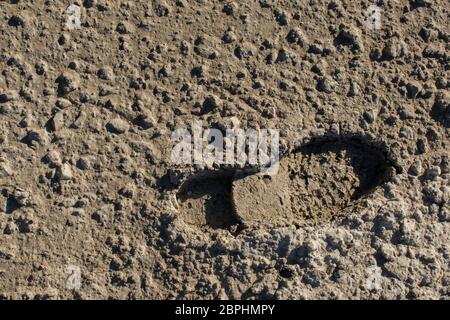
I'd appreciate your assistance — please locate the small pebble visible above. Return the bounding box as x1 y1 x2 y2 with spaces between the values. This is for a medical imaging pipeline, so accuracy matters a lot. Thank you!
106 118 130 134
56 163 73 181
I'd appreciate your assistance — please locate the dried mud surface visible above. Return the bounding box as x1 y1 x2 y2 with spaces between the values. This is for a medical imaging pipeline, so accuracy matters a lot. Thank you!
0 1 449 299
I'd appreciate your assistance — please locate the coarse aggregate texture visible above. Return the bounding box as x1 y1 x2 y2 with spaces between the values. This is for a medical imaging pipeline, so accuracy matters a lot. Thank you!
0 0 449 299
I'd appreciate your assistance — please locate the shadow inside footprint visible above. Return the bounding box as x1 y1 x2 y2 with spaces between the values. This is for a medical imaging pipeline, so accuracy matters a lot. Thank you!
176 171 238 229
295 135 393 200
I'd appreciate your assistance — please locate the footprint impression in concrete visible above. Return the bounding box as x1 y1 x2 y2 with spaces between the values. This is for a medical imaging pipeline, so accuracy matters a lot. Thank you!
176 134 400 230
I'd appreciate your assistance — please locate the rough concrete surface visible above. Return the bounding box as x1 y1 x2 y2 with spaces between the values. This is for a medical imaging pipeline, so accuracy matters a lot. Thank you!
0 0 449 299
